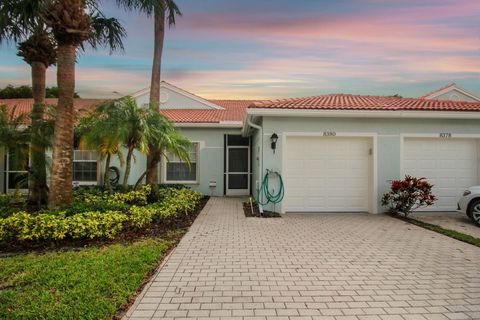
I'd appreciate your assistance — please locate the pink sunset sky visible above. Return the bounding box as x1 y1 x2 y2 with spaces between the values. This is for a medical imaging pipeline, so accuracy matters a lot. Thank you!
0 0 479 99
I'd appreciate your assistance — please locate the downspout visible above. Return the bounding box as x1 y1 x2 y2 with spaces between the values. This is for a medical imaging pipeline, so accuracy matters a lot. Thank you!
246 116 264 213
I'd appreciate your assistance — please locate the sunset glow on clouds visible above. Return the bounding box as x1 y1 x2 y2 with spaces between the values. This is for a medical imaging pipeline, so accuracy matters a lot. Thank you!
0 0 479 98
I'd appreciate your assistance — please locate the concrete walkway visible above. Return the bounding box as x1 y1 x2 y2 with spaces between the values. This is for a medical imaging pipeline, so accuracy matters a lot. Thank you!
125 197 480 320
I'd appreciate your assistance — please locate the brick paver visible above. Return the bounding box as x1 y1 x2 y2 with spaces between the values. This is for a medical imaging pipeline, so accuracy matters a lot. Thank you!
410 212 480 239
125 197 480 320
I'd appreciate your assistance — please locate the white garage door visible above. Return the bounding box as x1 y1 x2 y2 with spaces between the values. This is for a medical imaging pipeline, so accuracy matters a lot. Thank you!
403 138 479 211
284 136 372 212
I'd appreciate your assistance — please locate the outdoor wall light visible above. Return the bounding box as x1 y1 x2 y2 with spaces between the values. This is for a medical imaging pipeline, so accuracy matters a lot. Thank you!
270 133 278 153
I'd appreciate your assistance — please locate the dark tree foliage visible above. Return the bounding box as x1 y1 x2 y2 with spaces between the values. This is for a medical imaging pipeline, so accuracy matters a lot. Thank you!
0 85 80 98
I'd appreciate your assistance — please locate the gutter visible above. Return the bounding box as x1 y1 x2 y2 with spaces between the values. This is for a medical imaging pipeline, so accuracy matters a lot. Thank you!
246 108 480 120
175 121 243 128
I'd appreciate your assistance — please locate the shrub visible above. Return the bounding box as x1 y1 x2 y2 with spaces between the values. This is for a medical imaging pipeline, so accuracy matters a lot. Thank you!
111 185 151 206
67 211 127 239
1 212 34 241
74 185 151 206
129 189 202 225
29 213 69 241
0 211 127 242
128 206 156 228
382 175 437 216
156 188 203 219
0 192 26 218
63 200 130 216
0 187 203 243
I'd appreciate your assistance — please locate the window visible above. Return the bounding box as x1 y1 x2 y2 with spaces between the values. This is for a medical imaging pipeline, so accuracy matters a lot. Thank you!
6 150 28 190
164 143 198 183
73 150 98 185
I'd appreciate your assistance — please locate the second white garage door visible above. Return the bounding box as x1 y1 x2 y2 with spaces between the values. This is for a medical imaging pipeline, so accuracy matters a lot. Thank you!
403 138 479 211
284 136 372 212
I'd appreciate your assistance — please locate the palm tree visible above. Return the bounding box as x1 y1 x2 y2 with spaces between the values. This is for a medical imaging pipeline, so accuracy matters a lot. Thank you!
134 111 191 188
115 0 181 186
77 112 124 193
0 0 56 205
42 0 126 207
97 97 152 189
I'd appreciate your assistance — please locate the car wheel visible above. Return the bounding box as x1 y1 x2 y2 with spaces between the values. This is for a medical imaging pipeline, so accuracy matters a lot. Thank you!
468 199 480 227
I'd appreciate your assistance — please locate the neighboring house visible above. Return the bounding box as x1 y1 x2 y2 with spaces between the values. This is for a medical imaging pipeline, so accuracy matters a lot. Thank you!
420 83 480 102
2 82 480 215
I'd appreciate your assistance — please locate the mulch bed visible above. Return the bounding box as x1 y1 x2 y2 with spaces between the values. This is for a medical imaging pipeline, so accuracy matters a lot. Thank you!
243 201 281 218
0 196 210 255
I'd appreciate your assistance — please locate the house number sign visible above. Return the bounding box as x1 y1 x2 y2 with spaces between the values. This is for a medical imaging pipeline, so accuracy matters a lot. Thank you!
323 131 336 136
439 133 452 138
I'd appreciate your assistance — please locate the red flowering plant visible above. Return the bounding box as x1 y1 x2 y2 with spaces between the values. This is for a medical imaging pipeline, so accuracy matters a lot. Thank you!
381 175 437 216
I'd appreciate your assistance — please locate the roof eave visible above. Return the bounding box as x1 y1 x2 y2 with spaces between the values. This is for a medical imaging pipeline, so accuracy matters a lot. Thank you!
175 121 243 128
245 108 480 119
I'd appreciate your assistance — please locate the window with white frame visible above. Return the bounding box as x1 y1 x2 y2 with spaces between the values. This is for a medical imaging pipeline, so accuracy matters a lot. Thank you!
164 143 198 183
6 150 28 190
73 150 98 184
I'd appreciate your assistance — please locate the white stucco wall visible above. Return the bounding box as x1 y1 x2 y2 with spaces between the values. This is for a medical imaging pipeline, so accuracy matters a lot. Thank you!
104 127 243 195
433 89 479 102
135 86 219 110
254 116 480 214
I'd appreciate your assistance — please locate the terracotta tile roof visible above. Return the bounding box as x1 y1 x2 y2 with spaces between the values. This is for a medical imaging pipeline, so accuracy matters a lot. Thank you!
0 98 254 124
160 100 254 123
0 98 109 123
419 83 456 99
250 94 480 112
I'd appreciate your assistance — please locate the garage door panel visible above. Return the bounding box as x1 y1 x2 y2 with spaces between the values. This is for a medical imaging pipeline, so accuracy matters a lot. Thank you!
306 197 327 207
403 138 478 211
284 136 371 212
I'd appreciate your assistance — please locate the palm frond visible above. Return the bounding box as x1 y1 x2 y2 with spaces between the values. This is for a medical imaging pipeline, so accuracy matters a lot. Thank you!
114 0 181 26
163 0 182 26
0 0 48 44
88 13 126 53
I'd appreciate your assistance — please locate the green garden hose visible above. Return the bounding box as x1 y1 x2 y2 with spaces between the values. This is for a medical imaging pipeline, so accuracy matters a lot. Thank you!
258 170 284 209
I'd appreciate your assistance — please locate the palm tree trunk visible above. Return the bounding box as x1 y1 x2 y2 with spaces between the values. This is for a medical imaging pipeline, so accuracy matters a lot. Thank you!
146 149 161 186
48 44 76 208
123 144 135 189
28 61 48 206
134 171 147 189
146 9 165 186
104 153 112 193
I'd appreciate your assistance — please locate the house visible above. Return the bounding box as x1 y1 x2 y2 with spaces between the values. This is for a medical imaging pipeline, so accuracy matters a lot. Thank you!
2 82 480 214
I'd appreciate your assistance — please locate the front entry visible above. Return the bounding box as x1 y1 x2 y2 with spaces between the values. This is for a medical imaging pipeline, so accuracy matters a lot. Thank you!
225 135 250 196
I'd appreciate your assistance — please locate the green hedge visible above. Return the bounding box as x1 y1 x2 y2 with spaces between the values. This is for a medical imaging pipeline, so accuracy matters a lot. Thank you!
0 188 203 242
0 192 26 218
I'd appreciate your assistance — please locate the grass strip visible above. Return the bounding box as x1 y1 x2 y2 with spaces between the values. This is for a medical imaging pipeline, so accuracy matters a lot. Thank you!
394 215 480 248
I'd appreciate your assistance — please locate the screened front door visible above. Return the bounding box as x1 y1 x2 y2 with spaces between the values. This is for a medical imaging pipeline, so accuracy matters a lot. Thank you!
226 146 250 195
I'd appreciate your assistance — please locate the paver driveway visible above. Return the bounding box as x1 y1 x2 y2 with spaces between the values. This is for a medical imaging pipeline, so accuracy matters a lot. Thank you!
125 197 480 320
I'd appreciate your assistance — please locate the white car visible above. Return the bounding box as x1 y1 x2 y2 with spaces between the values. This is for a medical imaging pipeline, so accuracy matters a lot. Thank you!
458 186 480 227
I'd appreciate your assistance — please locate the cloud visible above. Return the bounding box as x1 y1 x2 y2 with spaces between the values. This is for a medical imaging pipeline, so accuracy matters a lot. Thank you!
1 0 479 99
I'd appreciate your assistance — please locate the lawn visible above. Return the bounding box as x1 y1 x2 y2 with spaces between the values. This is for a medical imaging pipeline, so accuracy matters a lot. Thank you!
0 237 178 319
0 185 206 319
